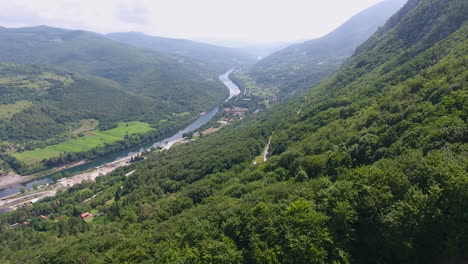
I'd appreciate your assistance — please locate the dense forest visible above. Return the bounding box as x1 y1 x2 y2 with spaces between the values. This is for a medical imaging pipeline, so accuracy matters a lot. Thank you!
0 0 467 263
248 0 406 100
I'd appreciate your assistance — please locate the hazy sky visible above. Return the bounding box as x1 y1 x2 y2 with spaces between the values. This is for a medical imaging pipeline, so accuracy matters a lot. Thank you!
0 0 385 43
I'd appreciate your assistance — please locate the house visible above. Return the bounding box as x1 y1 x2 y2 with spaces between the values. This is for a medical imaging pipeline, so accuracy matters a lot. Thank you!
80 212 90 219
22 221 30 226
39 215 47 220
224 107 248 117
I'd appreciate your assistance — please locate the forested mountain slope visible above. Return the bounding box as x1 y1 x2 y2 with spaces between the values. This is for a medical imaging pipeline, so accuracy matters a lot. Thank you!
0 26 227 111
0 63 155 141
249 0 407 99
0 0 467 263
106 32 255 73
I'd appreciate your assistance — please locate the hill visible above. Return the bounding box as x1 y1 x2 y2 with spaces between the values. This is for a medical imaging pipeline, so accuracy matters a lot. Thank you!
0 63 200 174
0 63 154 140
248 0 407 99
0 26 227 109
0 26 235 173
0 0 467 263
106 32 255 73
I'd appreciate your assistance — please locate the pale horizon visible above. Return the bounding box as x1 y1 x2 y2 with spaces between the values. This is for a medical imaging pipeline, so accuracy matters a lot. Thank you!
0 0 387 44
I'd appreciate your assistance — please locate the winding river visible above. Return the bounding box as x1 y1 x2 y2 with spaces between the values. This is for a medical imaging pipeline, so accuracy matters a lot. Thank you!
0 69 240 198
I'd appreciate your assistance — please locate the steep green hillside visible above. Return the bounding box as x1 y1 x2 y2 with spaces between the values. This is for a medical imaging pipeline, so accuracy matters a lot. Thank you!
248 0 407 100
0 26 227 110
0 0 467 263
0 64 155 140
106 32 255 73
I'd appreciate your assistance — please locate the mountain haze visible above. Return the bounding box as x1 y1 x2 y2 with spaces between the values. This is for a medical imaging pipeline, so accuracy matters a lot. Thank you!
106 32 255 73
249 0 408 99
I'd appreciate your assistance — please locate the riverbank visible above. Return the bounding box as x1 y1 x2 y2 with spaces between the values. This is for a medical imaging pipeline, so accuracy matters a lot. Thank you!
1 138 185 211
0 160 87 190
0 172 34 190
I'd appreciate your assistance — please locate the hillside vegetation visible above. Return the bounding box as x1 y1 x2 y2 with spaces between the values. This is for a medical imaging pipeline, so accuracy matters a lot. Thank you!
0 0 467 263
0 26 227 114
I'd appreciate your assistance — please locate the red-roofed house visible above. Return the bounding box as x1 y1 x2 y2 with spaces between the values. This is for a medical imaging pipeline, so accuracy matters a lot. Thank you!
80 212 90 219
39 215 47 220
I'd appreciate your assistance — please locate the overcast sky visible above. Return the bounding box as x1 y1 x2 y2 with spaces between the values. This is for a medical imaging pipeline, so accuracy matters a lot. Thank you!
0 0 385 43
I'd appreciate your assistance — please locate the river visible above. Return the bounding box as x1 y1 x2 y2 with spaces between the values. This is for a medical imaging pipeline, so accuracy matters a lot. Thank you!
0 69 240 199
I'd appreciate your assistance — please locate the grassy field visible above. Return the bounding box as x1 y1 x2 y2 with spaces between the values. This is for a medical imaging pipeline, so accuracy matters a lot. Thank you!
72 119 99 134
13 121 154 164
0 72 73 91
0 100 33 120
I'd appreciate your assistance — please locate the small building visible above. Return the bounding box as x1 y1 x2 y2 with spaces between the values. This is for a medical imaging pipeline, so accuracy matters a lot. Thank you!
39 215 47 220
224 107 248 117
22 221 30 226
80 212 90 219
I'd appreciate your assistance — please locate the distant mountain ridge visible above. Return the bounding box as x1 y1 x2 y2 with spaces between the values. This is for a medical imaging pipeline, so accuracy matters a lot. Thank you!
106 32 255 73
249 0 408 100
0 25 230 114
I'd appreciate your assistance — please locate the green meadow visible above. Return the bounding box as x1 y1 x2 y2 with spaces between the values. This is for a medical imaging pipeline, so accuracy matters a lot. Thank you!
13 121 154 164
0 100 33 120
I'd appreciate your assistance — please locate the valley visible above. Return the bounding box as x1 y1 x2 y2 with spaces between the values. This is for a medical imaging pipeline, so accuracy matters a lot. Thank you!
0 69 242 206
0 0 466 263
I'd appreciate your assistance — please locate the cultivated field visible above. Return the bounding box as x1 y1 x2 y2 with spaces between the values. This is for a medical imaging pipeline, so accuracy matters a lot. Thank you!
13 121 154 164
0 100 33 120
